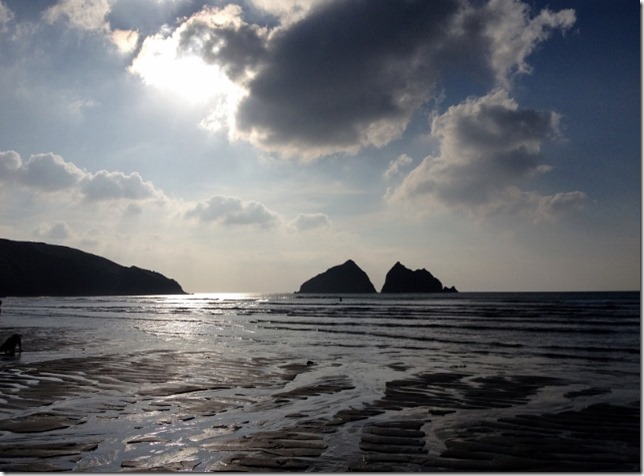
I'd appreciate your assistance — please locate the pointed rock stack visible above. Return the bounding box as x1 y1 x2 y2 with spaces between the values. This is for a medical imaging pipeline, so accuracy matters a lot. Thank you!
297 260 377 293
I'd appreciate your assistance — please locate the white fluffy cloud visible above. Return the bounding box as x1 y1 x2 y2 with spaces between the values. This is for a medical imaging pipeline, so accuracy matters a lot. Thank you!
111 29 139 54
0 150 336 234
0 150 165 202
24 153 86 191
0 150 21 175
388 89 587 221
43 0 111 32
290 213 332 231
82 170 162 202
476 0 575 86
43 0 139 54
0 152 85 192
384 154 413 180
185 195 281 229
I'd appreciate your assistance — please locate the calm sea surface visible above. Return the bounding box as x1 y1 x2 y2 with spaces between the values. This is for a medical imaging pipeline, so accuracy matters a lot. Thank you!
0 291 639 470
4 292 639 378
1 292 640 403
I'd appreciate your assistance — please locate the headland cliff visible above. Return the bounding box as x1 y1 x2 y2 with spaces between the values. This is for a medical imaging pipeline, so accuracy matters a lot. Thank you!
0 238 186 297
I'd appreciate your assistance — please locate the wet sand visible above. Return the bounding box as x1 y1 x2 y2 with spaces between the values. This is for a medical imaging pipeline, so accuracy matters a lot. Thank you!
0 347 639 472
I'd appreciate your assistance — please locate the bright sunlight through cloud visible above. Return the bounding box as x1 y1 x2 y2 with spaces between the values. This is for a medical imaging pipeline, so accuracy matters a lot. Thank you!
129 32 240 109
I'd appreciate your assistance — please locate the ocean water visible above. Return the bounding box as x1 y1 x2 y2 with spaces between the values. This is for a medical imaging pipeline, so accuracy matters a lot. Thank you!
0 291 639 471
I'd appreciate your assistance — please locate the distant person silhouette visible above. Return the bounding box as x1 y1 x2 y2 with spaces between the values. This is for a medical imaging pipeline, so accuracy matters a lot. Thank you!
0 334 21 355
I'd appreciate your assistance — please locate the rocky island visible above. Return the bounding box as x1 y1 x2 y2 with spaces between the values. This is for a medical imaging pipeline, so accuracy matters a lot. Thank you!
0 238 186 296
381 261 457 293
297 260 457 294
297 259 377 294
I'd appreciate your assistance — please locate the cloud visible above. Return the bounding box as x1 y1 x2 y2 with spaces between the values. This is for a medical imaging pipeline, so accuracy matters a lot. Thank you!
43 0 111 33
81 170 163 202
111 29 139 54
247 0 329 25
1 150 332 236
18 153 85 192
129 8 244 107
44 0 140 54
384 154 413 180
477 0 576 86
165 0 574 160
290 213 332 231
387 89 587 221
32 221 74 241
536 191 588 220
185 195 281 229
124 202 143 216
464 187 588 223
230 0 462 159
0 150 165 203
178 5 268 83
0 1 13 31
0 150 21 175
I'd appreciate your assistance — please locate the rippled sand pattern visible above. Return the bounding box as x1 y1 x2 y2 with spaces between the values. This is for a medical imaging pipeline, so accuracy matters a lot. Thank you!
0 351 639 471
0 293 639 471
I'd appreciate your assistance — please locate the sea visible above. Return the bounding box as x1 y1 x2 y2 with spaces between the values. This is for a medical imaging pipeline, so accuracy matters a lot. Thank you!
0 291 639 471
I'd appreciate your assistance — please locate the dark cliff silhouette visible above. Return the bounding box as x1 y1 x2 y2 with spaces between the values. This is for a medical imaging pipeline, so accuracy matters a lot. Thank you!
0 238 186 297
297 260 377 293
381 262 458 293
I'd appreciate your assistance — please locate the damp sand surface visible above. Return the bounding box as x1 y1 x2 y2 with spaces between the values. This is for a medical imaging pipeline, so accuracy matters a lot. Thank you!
0 292 639 471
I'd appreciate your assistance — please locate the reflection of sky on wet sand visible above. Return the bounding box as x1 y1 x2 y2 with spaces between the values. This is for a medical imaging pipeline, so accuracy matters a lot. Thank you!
0 293 639 471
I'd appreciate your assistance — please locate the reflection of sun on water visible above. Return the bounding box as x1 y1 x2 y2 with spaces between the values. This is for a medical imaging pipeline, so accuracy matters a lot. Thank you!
144 294 262 343
164 293 261 304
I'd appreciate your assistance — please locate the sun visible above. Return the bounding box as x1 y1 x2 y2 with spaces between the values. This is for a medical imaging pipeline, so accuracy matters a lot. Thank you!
160 55 226 104
129 33 240 106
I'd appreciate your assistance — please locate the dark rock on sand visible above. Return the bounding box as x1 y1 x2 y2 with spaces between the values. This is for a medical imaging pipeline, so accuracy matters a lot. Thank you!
381 261 457 293
297 260 376 294
0 238 185 296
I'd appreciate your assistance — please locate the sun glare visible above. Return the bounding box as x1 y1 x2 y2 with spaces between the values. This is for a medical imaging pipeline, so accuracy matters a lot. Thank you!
165 56 226 103
130 34 239 106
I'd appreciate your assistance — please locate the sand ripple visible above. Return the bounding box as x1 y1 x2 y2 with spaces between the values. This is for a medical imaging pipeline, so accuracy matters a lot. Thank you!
0 350 639 471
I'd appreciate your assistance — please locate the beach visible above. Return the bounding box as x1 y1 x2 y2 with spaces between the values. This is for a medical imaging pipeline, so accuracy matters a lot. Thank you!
0 293 639 471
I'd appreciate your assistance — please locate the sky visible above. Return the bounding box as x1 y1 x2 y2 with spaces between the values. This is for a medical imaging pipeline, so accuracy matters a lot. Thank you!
0 0 640 293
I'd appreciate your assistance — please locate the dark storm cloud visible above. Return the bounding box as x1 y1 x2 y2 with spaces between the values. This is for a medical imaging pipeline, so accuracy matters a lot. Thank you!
178 5 268 82
239 0 478 158
178 0 487 158
176 0 574 159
